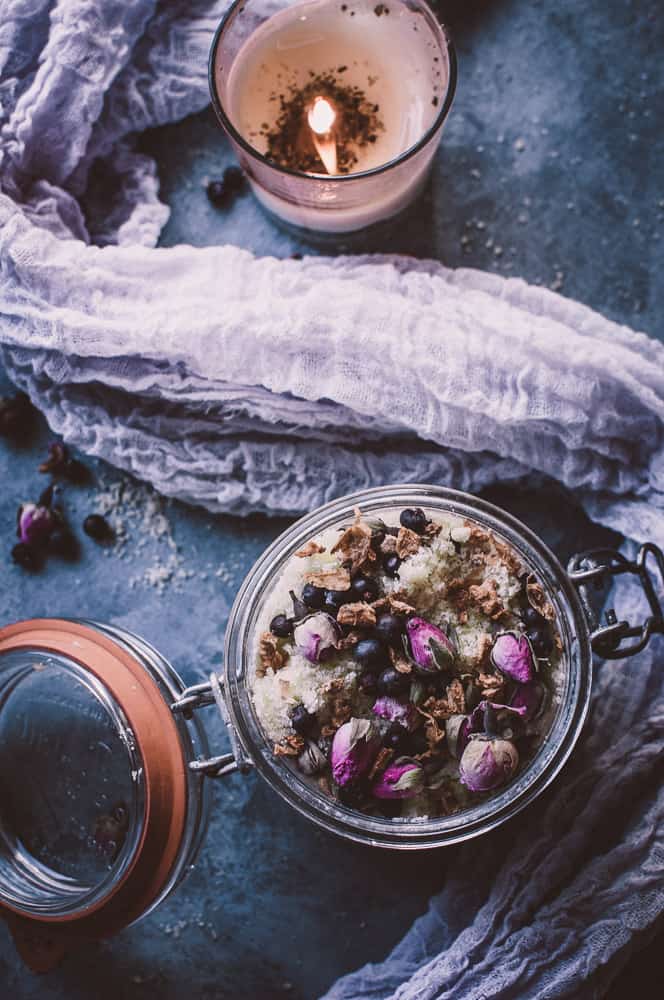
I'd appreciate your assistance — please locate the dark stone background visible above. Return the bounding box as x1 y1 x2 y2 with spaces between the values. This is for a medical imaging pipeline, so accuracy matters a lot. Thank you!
0 0 662 996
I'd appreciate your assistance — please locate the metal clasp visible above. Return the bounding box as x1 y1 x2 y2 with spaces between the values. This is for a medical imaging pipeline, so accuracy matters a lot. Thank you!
171 672 253 778
568 543 664 659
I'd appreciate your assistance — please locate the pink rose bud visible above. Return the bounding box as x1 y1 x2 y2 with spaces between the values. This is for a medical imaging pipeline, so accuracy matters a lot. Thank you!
372 696 418 731
17 503 55 547
293 612 339 664
490 631 536 683
331 718 379 787
372 759 425 800
459 737 519 792
406 617 455 672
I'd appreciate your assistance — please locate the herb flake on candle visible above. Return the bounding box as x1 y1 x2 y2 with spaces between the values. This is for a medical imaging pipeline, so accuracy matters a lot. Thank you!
263 70 385 174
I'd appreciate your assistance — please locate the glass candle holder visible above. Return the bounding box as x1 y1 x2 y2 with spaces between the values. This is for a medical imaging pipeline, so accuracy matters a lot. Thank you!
209 0 457 234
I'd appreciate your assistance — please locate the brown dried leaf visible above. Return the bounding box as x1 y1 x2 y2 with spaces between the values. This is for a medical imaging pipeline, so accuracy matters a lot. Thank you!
446 678 466 714
330 507 372 573
526 575 556 621
336 602 377 628
391 653 412 675
337 629 364 651
396 526 421 559
478 670 505 700
386 594 417 616
258 632 288 675
305 566 352 590
472 633 494 671
466 522 492 552
468 579 507 620
491 537 523 577
294 540 326 558
274 734 305 756
368 747 394 782
379 534 398 555
423 520 442 541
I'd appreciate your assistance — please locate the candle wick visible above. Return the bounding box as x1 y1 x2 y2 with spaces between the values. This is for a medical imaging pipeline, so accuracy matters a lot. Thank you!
307 97 338 175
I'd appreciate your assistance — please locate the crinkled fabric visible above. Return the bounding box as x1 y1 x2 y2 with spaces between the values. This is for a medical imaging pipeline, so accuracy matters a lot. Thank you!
0 3 663 999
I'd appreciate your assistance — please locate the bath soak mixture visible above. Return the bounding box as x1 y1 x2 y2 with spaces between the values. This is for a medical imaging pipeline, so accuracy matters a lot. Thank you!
251 506 562 819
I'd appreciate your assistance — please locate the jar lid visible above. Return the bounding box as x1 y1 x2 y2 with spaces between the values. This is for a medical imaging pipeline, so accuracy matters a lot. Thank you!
0 620 189 971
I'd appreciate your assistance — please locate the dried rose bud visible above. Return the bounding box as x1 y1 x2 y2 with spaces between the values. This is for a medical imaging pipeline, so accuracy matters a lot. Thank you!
510 681 544 721
16 502 56 547
448 699 526 759
372 759 425 800
406 617 456 672
459 737 519 792
331 718 379 787
372 696 417 730
293 612 339 663
490 631 535 683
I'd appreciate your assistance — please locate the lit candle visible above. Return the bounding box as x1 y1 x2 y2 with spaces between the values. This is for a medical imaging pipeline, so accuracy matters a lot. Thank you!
210 0 456 234
308 96 338 175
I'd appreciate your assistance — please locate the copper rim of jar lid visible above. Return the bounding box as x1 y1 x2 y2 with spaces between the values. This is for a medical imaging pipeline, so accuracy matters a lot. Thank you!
0 619 188 971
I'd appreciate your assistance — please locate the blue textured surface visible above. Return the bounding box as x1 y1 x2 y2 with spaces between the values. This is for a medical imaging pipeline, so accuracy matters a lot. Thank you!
0 0 662 996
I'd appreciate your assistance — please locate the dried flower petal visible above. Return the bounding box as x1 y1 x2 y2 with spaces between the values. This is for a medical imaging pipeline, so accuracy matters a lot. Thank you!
468 578 506 619
406 617 456 672
490 631 536 683
372 696 418 730
331 718 379 787
304 567 352 591
336 602 376 628
274 734 305 756
294 612 339 663
396 526 420 559
330 507 372 573
459 737 519 792
258 632 288 675
445 714 471 758
372 759 425 799
294 540 326 558
526 575 555 621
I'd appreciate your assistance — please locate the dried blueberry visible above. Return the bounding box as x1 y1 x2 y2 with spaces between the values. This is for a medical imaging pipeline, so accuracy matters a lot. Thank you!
358 671 378 694
206 179 229 207
324 588 353 614
522 606 545 628
351 574 379 602
382 722 412 753
83 514 113 542
270 614 293 638
374 613 403 647
526 626 553 657
354 638 388 672
399 508 427 534
290 704 316 736
377 666 410 696
11 542 42 571
383 553 401 578
302 583 326 609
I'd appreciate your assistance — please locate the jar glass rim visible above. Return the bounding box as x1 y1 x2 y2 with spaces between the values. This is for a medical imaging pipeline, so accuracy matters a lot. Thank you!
208 0 458 184
223 485 593 849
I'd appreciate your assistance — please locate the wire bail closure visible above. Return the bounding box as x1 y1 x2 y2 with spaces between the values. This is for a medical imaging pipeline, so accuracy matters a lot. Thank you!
171 672 253 777
568 543 664 659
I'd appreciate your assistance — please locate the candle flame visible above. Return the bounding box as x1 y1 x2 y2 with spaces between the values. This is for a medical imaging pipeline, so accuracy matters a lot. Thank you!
308 96 336 135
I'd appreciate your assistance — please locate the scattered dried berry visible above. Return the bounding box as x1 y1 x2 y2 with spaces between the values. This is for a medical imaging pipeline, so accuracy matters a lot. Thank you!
324 588 353 615
83 513 113 542
206 167 246 208
11 542 42 571
47 527 79 561
377 666 409 697
382 552 401 577
374 613 404 647
351 574 379 602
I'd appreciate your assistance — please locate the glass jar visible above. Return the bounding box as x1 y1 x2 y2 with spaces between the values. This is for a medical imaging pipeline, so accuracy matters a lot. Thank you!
1 485 662 969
